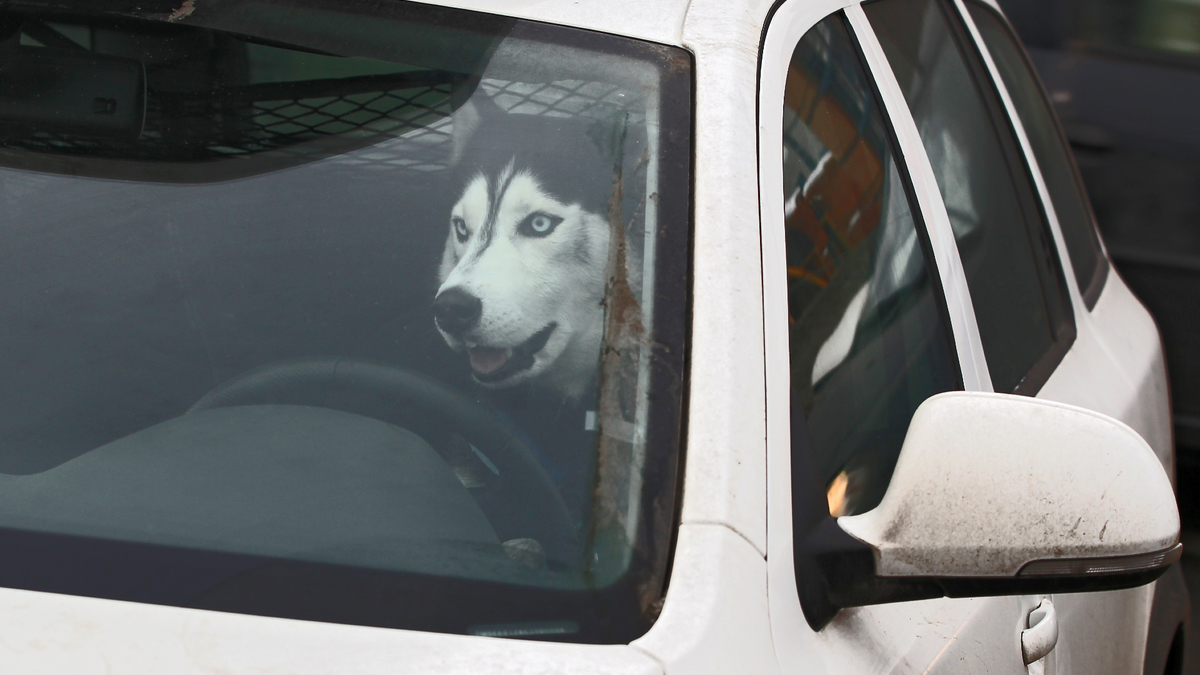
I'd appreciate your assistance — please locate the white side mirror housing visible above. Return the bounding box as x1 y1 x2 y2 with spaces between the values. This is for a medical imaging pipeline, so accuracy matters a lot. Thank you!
799 392 1180 629
841 391 1179 576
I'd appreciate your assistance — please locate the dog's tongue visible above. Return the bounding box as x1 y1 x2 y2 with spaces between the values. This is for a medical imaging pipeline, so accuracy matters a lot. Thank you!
469 347 510 375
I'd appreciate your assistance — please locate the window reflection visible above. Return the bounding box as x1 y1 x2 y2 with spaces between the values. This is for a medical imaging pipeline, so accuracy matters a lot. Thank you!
784 15 959 517
865 0 1073 394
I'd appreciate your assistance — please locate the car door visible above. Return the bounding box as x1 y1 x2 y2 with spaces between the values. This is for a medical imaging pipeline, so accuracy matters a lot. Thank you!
1001 0 1200 462
957 3 1184 673
848 0 1170 671
759 2 1046 673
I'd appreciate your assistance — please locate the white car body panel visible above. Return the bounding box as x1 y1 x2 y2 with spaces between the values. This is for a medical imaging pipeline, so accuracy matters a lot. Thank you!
668 0 775 556
1035 270 1170 675
0 586 663 675
629 524 779 673
1041 274 1174 472
0 0 1179 672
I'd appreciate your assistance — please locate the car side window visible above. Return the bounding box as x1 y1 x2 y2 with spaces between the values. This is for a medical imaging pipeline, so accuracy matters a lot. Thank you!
783 13 960 517
966 1 1110 307
864 0 1075 394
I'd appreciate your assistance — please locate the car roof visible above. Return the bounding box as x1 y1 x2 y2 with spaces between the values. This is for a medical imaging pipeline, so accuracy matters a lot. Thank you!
406 0 697 46
405 0 1010 49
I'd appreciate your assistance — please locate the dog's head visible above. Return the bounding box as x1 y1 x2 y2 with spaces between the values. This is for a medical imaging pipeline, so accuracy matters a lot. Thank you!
433 114 622 396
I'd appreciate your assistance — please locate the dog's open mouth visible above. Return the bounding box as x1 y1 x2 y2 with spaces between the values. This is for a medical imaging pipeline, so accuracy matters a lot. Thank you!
468 323 557 382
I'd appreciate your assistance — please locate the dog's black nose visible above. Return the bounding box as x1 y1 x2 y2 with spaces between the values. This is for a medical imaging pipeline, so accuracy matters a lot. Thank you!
433 288 482 335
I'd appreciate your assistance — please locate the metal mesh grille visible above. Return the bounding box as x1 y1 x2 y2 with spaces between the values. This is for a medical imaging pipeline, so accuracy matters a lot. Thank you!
1 70 462 168
481 79 636 120
1 72 642 174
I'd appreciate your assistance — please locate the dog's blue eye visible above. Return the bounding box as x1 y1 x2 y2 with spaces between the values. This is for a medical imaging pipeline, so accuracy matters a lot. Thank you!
519 212 562 237
452 217 469 242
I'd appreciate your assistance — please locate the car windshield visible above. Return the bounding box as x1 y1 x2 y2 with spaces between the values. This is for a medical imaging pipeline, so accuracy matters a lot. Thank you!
0 0 690 643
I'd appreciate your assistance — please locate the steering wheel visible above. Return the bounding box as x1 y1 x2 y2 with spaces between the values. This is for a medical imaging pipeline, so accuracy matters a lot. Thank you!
189 357 578 561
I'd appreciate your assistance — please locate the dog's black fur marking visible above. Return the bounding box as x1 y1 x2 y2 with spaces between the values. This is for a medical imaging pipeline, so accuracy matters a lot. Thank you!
473 161 516 258
452 114 626 219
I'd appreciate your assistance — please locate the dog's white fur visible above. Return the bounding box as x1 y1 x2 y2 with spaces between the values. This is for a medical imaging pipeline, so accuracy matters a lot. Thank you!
436 160 611 398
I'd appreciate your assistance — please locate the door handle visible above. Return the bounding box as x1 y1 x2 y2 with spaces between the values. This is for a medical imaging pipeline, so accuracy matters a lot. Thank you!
1022 599 1059 665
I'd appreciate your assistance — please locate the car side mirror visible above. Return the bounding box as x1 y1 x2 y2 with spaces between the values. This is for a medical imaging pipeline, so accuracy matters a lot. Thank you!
797 391 1181 630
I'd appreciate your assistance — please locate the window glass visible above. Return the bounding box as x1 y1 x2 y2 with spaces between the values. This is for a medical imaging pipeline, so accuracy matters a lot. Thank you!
784 14 959 517
864 0 1074 394
0 2 690 643
968 1 1108 305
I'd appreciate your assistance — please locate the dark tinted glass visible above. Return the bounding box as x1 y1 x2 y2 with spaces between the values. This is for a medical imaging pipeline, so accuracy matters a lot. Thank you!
0 1 691 643
784 14 959 517
968 1 1108 306
864 0 1073 393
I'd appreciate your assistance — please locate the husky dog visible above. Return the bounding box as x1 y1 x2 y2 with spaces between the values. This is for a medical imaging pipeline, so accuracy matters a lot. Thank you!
433 112 630 399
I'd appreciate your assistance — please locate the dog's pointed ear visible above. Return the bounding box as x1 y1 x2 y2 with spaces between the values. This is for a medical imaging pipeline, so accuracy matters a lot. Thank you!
451 94 506 166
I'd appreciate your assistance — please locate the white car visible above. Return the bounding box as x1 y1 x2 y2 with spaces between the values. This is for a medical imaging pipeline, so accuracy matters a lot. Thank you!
0 0 1185 673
